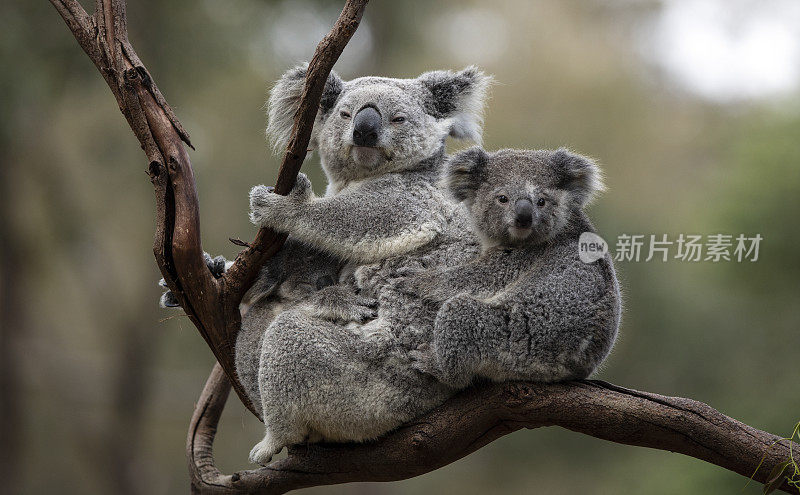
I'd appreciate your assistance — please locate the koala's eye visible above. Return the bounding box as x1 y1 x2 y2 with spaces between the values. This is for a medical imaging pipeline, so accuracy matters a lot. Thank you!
391 116 406 123
537 198 546 207
340 110 351 119
497 195 509 204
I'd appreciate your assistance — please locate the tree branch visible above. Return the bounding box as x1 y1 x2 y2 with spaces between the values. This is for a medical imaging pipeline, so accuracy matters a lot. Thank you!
220 0 368 311
49 0 368 419
189 370 799 494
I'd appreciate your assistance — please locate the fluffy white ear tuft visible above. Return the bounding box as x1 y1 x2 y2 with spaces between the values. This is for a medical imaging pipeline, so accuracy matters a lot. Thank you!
265 63 343 154
418 66 493 143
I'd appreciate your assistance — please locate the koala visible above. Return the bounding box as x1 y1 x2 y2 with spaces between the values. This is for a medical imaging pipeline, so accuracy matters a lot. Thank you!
246 65 492 465
407 147 621 389
249 63 491 263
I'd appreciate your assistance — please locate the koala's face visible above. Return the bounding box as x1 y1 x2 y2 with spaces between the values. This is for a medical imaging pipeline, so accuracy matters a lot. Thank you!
266 65 492 191
276 250 341 301
447 148 604 249
316 80 451 186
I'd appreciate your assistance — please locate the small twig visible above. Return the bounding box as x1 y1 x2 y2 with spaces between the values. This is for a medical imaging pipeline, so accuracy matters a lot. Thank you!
228 238 251 248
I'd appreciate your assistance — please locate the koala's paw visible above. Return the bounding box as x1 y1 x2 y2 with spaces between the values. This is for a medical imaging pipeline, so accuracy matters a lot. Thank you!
159 252 228 308
249 184 283 226
202 252 228 278
248 432 283 466
393 264 426 280
158 283 181 308
249 184 297 226
312 287 378 323
346 296 379 323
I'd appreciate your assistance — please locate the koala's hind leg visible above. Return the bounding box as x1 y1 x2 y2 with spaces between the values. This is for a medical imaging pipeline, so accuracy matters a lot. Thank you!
420 294 507 388
249 416 307 465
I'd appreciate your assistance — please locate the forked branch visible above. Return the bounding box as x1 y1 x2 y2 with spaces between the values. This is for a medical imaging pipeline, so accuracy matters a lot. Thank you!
50 0 368 418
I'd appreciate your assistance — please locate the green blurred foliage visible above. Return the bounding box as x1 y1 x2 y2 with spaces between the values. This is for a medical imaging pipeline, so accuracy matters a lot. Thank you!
1 0 798 494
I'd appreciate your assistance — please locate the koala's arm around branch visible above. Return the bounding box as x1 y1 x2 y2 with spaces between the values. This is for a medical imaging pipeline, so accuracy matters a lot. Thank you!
249 174 447 263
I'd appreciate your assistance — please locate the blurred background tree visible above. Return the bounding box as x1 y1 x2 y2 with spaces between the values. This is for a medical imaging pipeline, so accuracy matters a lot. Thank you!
1 0 798 493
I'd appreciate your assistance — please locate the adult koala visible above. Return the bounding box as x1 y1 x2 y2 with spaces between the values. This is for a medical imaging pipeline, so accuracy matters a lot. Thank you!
246 64 491 464
249 63 490 262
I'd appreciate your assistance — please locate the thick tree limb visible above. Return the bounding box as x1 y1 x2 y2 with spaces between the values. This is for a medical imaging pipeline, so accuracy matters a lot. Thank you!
189 367 799 494
49 0 368 418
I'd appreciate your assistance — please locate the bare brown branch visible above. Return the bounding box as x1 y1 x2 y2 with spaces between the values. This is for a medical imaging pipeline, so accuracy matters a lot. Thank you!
221 0 369 319
50 0 367 419
189 372 799 494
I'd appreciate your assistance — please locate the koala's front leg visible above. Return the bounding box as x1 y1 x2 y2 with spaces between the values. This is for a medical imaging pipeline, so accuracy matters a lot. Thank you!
417 294 506 388
249 174 444 263
249 173 315 227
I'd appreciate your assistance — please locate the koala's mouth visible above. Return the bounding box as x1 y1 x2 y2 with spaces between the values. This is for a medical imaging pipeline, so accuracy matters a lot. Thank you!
508 226 533 241
349 145 394 164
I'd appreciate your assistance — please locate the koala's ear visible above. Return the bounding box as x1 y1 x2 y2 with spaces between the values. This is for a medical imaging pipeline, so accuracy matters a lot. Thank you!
266 63 344 153
418 66 493 143
552 148 605 206
445 146 489 203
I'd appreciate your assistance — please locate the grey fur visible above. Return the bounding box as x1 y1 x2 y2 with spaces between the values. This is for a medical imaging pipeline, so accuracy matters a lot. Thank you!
158 242 344 414
237 240 343 414
407 147 621 389
247 65 491 464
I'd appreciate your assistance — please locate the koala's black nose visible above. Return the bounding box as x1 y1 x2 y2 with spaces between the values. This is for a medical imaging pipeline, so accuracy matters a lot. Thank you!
514 198 533 228
353 106 381 147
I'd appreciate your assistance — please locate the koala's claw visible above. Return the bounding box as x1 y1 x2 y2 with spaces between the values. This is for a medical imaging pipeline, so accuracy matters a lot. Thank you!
334 298 378 323
159 252 229 308
159 290 181 308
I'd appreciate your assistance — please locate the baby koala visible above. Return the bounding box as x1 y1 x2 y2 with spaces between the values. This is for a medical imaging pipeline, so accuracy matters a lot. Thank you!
408 147 621 389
